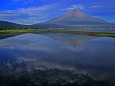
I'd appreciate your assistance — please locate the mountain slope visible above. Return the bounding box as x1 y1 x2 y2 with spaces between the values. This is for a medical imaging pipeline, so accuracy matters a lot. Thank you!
0 20 34 30
0 20 19 26
45 10 108 25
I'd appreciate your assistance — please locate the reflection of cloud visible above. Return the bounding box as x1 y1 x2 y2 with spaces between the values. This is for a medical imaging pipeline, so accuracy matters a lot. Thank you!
65 45 85 52
16 56 113 80
61 4 85 10
0 33 114 80
0 34 65 53
16 57 77 71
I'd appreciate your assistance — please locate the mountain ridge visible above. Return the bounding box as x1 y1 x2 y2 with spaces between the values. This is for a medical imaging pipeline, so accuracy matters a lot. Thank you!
0 20 20 26
45 10 108 25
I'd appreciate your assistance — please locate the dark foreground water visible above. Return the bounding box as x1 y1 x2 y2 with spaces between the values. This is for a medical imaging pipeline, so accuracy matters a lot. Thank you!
0 33 115 86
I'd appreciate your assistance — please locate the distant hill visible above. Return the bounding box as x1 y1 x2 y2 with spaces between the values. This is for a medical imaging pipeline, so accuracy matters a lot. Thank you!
44 10 108 25
0 20 32 30
0 20 19 26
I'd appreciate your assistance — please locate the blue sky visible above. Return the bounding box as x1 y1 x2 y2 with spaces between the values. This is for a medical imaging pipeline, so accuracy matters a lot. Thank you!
0 0 115 25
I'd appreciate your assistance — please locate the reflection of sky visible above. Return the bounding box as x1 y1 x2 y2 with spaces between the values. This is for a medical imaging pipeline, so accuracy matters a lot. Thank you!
0 33 115 75
0 34 67 53
77 37 115 66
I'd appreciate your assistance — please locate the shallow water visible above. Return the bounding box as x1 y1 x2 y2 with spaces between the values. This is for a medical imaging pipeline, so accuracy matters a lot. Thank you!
0 33 115 84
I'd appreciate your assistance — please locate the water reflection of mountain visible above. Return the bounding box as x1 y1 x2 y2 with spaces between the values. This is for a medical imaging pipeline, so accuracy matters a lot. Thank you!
0 34 17 39
42 33 96 46
0 33 115 86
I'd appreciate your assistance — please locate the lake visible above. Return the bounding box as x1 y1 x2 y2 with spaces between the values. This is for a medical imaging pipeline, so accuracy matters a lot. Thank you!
0 33 115 86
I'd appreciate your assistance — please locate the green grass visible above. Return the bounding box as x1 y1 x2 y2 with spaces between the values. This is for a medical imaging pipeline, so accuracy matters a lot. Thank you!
0 29 115 37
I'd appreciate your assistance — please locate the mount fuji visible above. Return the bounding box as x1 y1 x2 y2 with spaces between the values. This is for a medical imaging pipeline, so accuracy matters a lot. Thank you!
45 10 108 25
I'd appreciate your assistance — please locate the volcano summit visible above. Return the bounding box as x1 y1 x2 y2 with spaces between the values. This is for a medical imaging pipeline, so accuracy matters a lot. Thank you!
45 10 108 25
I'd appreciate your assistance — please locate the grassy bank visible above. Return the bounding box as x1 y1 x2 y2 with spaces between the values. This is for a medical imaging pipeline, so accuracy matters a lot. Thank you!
0 29 115 37
46 30 115 37
0 29 46 34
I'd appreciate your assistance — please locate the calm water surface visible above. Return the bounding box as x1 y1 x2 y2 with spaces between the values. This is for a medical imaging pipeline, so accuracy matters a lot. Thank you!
0 33 115 81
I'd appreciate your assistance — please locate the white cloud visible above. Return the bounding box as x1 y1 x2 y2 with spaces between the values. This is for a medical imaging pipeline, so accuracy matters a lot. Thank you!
91 6 101 8
0 4 54 15
24 0 35 4
0 10 16 14
61 4 85 10
11 18 41 25
0 10 19 18
0 14 18 17
18 4 54 15
0 4 55 24
13 0 37 4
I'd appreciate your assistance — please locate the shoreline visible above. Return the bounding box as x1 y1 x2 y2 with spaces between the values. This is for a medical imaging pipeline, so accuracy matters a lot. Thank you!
0 29 115 37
